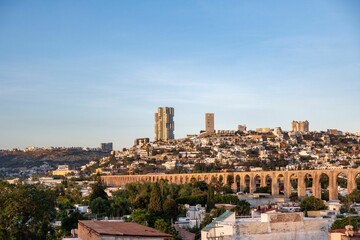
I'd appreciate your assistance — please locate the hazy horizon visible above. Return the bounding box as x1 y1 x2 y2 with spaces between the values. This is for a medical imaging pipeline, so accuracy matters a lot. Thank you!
1 1 359 150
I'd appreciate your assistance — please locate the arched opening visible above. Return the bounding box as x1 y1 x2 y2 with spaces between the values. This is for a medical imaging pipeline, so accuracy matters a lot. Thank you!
337 172 348 200
290 174 298 193
304 173 313 197
265 175 272 193
236 175 240 192
319 173 329 201
219 175 224 184
278 174 284 195
244 175 250 193
211 176 217 184
254 175 261 189
204 176 208 184
180 176 183 184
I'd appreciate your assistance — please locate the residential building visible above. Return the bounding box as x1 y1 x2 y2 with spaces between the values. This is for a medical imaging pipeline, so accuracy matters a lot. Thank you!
201 211 328 240
205 113 215 133
176 204 206 228
134 138 150 146
256 128 271 133
52 165 75 176
100 142 113 152
238 124 247 132
154 107 174 141
78 221 172 240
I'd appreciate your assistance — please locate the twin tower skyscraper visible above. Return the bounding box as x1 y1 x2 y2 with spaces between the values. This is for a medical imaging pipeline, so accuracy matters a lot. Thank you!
154 107 175 141
154 107 215 141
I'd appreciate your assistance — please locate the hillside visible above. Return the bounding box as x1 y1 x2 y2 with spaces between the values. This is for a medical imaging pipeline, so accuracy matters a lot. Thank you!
0 148 108 169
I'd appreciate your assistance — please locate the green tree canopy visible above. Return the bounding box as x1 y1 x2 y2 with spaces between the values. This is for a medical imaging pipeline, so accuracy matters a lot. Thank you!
332 216 360 230
163 197 178 222
300 196 326 211
0 182 56 240
130 209 151 225
148 183 163 215
89 176 108 201
231 200 251 216
89 197 110 215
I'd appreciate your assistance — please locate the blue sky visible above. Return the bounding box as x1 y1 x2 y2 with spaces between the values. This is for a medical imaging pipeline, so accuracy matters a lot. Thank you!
0 0 359 149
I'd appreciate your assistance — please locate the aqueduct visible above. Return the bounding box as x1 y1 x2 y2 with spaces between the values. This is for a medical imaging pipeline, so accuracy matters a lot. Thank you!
102 169 360 200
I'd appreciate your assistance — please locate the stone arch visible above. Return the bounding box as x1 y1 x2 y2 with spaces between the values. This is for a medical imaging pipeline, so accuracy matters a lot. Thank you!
204 175 209 184
337 172 348 198
254 174 261 190
244 174 251 193
211 175 217 184
219 175 224 184
319 173 330 201
277 173 285 195
264 174 272 194
289 173 298 193
304 173 313 197
235 175 241 192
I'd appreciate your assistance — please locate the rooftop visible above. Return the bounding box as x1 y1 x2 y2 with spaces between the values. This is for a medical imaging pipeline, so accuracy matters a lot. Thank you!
78 221 172 238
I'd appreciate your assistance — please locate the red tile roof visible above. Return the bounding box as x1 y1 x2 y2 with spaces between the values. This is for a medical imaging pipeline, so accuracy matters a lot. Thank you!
79 221 172 238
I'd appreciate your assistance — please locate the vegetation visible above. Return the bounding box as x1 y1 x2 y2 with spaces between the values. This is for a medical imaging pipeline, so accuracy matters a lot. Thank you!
300 196 326 214
0 181 56 240
332 216 360 230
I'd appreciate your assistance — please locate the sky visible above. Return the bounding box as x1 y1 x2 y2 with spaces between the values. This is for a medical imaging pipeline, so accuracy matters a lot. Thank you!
0 0 359 150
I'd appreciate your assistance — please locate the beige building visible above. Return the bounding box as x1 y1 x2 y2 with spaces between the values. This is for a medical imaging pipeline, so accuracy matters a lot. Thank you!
52 165 75 176
292 120 309 132
256 128 271 133
205 113 214 133
154 107 174 141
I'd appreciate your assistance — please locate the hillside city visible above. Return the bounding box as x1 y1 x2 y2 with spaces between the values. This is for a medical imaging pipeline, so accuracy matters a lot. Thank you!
1 110 360 240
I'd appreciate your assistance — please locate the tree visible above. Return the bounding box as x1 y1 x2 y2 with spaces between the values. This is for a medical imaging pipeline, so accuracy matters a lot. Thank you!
348 189 360 203
148 183 162 215
61 211 87 235
231 200 251 216
162 197 178 222
89 175 108 201
332 216 360 230
206 185 215 212
154 219 170 233
111 190 131 217
130 209 151 225
300 196 326 213
0 182 56 240
89 197 110 215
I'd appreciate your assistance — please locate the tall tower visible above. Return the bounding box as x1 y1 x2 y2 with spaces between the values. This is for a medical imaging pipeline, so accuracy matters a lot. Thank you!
292 120 309 132
205 113 215 133
154 107 174 141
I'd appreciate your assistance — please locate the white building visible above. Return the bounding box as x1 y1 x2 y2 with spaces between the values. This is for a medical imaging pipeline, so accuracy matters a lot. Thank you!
201 211 328 240
176 204 206 228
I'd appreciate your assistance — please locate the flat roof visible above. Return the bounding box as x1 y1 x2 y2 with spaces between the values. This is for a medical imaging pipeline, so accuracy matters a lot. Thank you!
79 221 172 238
